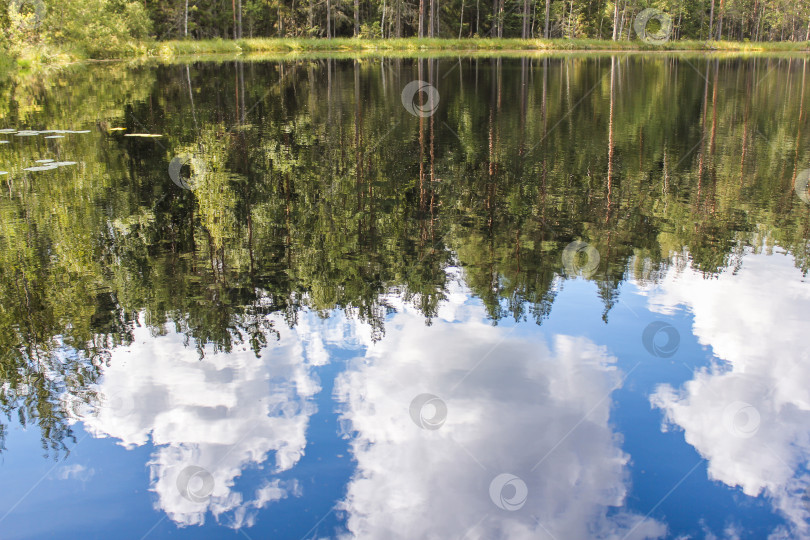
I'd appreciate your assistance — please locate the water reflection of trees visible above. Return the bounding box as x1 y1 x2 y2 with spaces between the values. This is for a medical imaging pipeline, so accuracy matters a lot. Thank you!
0 55 808 454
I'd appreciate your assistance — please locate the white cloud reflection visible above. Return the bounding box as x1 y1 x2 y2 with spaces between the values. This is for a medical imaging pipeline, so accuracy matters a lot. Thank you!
646 251 810 535
334 286 666 539
74 311 339 528
56 463 95 482
71 271 676 537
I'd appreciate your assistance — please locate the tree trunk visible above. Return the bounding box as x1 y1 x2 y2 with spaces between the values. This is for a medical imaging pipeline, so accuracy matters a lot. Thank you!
567 0 573 37
419 0 425 37
612 0 619 40
522 0 530 38
186 65 197 130
460 0 465 38
326 0 331 37
429 0 435 36
677 4 683 39
708 0 715 39
237 0 242 38
608 56 615 203
397 0 402 36
355 0 360 36
545 0 551 37
184 0 189 36
716 0 724 39
381 0 386 37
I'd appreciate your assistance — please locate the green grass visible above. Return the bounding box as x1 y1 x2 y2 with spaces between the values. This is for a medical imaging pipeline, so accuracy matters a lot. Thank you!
150 37 810 59
6 37 809 68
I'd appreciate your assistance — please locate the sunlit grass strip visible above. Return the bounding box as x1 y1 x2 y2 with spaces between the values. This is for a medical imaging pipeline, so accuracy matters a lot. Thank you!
10 37 810 67
153 37 810 58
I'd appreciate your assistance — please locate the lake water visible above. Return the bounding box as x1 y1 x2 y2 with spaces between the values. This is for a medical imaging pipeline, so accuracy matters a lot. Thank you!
0 53 809 540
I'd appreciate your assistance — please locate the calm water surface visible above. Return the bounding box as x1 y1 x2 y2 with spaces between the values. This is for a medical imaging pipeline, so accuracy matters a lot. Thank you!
0 54 809 539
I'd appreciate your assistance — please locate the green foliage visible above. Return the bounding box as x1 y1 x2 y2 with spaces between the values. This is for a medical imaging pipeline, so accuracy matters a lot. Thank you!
1 0 152 60
44 0 152 58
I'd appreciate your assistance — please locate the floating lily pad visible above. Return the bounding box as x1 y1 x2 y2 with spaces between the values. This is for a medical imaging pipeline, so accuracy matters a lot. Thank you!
35 159 55 163
24 165 59 172
45 136 65 139
124 133 162 138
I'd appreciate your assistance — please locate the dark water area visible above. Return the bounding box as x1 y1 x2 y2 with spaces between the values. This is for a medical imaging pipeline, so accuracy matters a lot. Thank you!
0 54 809 539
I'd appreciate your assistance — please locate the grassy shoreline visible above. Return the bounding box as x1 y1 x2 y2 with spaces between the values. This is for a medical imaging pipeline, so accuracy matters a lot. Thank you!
153 37 810 57
9 37 810 70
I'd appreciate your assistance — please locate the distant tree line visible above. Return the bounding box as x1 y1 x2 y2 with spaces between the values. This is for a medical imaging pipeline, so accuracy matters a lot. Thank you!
144 0 810 40
1 0 809 54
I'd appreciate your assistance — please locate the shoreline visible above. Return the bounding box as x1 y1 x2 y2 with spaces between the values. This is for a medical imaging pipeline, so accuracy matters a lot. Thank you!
154 37 810 56
9 37 810 69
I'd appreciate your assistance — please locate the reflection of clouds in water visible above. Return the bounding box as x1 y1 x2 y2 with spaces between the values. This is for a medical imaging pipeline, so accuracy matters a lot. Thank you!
645 252 810 535
56 464 95 482
76 312 339 528
334 293 666 540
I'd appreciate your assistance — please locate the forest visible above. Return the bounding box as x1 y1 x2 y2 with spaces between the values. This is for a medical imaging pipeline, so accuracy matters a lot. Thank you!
1 0 809 61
